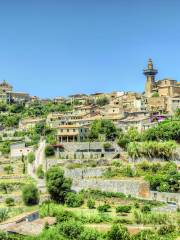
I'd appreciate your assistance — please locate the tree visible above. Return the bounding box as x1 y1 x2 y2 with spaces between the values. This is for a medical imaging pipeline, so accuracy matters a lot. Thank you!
34 122 45 135
142 120 180 142
152 92 159 97
96 96 109 106
107 224 130 240
46 166 72 203
9 104 25 113
3 165 13 174
45 145 55 157
118 127 141 149
89 119 118 141
5 115 20 128
0 183 12 194
0 141 10 155
144 162 180 193
0 103 8 112
22 184 39 206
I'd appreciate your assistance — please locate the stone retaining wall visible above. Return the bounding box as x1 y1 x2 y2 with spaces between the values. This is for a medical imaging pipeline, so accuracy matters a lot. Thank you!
72 178 150 199
150 191 180 206
46 158 110 169
64 167 106 179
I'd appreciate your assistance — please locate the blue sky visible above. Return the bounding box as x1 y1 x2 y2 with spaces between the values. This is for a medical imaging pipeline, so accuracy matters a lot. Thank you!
0 0 180 98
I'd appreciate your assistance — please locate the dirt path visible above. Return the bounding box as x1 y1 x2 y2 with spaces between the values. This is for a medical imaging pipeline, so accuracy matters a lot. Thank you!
27 139 46 191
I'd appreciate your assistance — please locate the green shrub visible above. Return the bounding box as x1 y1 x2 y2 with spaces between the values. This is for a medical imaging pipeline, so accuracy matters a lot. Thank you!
65 192 84 208
0 141 10 155
5 197 15 207
22 184 39 206
134 202 140 209
3 165 13 174
107 224 130 240
103 165 135 178
0 208 9 222
118 127 141 149
27 152 35 164
83 189 126 200
103 142 112 150
97 204 111 212
114 218 133 224
152 92 159 97
79 228 102 240
58 220 84 239
116 205 131 213
157 224 176 235
143 120 180 142
39 202 64 218
141 205 151 213
79 212 112 224
56 210 76 223
132 229 159 240
45 145 55 157
112 160 122 167
133 210 169 225
144 162 180 193
36 165 44 179
87 198 95 209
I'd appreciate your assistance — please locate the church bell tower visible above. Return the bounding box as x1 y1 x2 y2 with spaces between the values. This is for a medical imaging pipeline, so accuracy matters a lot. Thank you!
143 59 158 97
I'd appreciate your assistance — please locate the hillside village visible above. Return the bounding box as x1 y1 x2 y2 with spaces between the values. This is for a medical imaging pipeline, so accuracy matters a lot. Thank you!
0 59 180 240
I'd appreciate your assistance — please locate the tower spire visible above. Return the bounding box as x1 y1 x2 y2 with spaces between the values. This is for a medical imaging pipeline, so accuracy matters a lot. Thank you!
143 59 158 97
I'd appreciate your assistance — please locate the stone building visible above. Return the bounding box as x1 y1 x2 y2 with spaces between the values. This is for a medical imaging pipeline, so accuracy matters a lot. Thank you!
144 59 180 98
19 117 46 130
0 80 13 93
68 94 88 105
0 80 29 103
10 142 33 158
147 96 167 113
56 124 89 142
167 97 180 114
0 80 13 102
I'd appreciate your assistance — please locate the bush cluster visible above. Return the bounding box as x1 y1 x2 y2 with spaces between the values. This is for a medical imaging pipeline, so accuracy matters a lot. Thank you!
97 204 111 212
87 198 95 209
116 205 131 213
65 192 84 208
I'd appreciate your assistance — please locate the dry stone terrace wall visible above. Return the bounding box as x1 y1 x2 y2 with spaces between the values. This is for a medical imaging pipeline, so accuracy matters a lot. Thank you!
64 167 106 179
46 158 110 169
72 178 150 199
150 191 180 206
